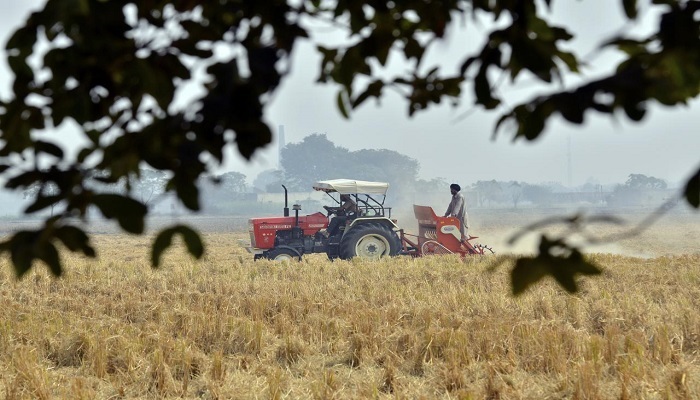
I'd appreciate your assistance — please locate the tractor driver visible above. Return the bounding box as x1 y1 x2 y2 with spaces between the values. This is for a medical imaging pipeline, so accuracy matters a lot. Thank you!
444 183 470 244
321 194 358 237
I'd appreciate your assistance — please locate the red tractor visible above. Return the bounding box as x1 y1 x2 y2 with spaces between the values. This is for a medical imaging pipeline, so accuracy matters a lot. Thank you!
247 179 402 261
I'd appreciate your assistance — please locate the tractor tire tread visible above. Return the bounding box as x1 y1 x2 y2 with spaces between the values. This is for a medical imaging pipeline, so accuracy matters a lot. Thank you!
338 223 400 260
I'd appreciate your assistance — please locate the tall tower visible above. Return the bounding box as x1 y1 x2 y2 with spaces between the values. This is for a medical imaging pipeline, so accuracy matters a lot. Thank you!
278 125 285 169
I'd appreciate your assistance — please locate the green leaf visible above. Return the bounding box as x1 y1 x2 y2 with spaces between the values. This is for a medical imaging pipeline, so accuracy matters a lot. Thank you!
232 120 272 161
623 100 646 121
351 80 384 108
135 58 175 111
553 253 601 293
557 51 579 73
604 38 648 56
6 26 37 52
56 225 96 257
511 235 602 295
403 37 424 62
549 262 578 293
558 96 585 124
77 147 94 163
337 90 350 119
92 194 147 234
6 171 40 189
521 109 545 141
623 0 638 19
474 68 500 109
179 225 204 260
6 231 38 278
152 227 177 267
459 56 477 76
684 167 700 208
37 241 62 276
35 140 64 158
151 225 204 267
511 257 547 295
25 195 62 214
7 55 33 79
0 229 66 277
172 177 200 211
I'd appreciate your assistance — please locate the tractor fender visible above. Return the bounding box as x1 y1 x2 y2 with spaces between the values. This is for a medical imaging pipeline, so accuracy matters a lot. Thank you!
347 217 399 231
268 245 302 258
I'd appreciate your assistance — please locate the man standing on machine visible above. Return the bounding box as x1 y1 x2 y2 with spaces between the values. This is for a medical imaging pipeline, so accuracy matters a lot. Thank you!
444 183 469 244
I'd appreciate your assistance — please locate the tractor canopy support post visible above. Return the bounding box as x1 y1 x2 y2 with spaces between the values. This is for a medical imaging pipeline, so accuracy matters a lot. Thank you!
293 204 301 227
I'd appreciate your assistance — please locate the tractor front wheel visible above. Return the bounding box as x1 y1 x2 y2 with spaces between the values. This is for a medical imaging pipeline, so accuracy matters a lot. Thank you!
339 223 400 260
265 247 301 262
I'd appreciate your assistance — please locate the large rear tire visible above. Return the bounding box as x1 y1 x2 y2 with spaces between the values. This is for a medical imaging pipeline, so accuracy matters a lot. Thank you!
339 223 400 260
264 247 301 262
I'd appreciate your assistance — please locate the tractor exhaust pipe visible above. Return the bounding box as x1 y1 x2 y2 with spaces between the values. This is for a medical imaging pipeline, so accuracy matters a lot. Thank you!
281 185 289 217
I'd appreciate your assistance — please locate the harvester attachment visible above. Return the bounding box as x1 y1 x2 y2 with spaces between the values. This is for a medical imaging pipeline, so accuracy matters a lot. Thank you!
400 205 494 257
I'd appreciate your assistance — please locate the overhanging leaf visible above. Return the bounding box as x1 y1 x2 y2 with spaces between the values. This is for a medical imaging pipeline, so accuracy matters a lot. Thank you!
93 194 147 234
25 194 62 214
179 225 204 260
152 227 177 267
474 68 500 109
684 167 700 208
36 241 62 276
5 25 37 52
623 0 638 19
351 80 384 108
172 177 200 211
2 231 39 278
151 225 205 267
34 140 64 158
511 235 602 295
511 257 547 295
337 90 350 119
623 100 646 121
56 225 96 257
520 108 545 141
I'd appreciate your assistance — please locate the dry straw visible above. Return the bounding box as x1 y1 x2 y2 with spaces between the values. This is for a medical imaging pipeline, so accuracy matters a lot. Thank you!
0 222 698 398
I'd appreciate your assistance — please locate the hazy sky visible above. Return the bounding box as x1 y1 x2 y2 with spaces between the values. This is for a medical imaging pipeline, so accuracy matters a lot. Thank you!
1 1 698 189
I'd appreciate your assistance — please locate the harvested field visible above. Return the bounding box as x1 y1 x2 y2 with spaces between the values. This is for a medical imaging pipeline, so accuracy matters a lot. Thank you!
0 209 698 399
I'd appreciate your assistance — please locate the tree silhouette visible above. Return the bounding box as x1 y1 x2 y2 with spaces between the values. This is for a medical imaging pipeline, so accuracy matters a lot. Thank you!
279 134 419 197
623 174 668 190
0 1 697 287
280 134 353 191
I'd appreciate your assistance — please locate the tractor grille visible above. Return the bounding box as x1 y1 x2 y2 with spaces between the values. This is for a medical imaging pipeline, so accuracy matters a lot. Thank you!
248 222 256 247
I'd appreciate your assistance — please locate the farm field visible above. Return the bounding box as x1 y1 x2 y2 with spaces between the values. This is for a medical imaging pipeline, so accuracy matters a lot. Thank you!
0 209 699 399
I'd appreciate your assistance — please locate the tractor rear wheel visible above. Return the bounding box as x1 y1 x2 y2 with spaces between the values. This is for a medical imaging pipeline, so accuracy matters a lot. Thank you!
265 247 301 262
339 223 400 260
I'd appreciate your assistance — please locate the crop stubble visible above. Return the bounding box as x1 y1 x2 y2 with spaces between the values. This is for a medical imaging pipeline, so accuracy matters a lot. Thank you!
0 212 698 399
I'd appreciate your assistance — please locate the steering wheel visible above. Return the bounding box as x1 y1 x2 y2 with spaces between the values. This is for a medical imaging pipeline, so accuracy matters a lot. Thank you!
323 205 338 216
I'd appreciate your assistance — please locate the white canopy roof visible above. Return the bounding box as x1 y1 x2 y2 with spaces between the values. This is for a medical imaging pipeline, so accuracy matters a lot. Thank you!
312 179 390 195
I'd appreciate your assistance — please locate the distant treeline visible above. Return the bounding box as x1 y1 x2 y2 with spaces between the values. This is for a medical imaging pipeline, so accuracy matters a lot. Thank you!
3 134 680 218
